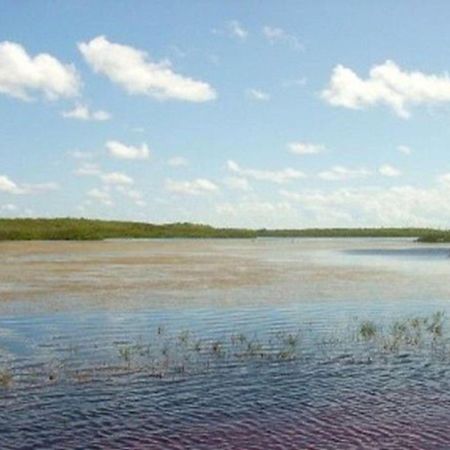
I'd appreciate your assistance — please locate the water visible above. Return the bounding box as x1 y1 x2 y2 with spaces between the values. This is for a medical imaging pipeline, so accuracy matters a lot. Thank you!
1 238 450 449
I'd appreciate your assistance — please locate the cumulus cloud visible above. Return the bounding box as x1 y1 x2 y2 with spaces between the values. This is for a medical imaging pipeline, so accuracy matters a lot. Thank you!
379 164 401 177
167 156 189 167
78 36 216 102
106 140 150 160
246 89 270 101
62 104 111 121
165 178 218 195
227 160 305 184
321 60 450 118
262 26 303 51
397 145 412 155
288 142 324 155
280 182 450 228
0 41 80 101
318 166 371 181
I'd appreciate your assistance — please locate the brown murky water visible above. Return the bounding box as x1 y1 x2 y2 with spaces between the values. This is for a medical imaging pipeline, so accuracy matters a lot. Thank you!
1 238 450 313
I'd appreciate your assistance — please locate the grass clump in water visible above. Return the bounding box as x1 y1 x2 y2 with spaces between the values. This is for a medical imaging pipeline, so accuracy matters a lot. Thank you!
359 321 377 341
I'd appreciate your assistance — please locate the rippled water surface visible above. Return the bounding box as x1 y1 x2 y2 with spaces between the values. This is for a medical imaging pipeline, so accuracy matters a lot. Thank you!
1 238 450 449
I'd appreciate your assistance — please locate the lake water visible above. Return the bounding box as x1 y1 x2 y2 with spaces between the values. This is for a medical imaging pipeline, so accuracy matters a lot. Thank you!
1 238 450 449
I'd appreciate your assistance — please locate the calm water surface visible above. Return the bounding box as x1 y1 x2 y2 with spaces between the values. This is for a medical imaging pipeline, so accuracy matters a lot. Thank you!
1 238 450 449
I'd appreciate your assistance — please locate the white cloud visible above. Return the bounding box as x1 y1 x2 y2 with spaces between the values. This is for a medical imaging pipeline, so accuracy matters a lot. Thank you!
21 182 59 194
78 36 216 102
115 186 146 207
397 145 412 155
437 172 450 185
167 156 189 167
1 203 17 213
262 26 303 51
165 178 219 195
227 160 305 184
69 150 94 160
224 176 251 191
246 88 270 101
318 166 371 181
322 60 450 118
227 20 248 40
74 162 102 177
0 175 58 195
0 175 22 194
106 140 150 160
282 77 307 88
0 41 80 101
62 104 111 121
280 182 450 228
87 188 113 206
101 172 134 186
379 164 401 177
288 142 324 155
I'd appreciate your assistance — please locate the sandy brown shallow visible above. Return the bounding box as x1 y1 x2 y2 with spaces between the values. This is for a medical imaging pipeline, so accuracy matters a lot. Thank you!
1 238 449 313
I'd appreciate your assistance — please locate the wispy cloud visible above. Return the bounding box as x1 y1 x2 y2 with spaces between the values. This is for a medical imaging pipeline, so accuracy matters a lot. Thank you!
246 88 270 101
318 166 371 181
227 160 305 184
0 175 58 194
227 20 248 40
165 178 219 195
397 145 412 155
379 164 402 177
224 176 251 191
288 142 324 155
262 26 304 51
167 156 189 167
62 104 111 121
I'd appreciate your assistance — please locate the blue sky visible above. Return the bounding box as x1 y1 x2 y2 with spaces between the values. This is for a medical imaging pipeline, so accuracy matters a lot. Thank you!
2 1 450 228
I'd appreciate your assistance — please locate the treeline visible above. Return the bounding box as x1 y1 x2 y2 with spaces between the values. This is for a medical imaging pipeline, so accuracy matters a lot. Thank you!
416 231 450 243
0 218 445 241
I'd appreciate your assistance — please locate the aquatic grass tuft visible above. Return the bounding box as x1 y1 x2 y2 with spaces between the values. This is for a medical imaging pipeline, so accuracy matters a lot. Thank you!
359 321 377 341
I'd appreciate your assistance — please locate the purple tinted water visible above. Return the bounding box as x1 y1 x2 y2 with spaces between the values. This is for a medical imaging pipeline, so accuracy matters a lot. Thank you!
1 304 450 449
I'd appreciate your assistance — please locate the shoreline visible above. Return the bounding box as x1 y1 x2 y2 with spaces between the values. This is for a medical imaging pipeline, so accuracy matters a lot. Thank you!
0 217 446 242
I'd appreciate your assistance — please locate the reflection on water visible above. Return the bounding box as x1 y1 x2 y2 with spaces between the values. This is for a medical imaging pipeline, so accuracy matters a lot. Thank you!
345 246 450 259
1 239 450 449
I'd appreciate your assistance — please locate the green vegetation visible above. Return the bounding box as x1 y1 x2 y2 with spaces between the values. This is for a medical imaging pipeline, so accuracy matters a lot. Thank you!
1 312 448 388
0 217 443 241
359 321 377 341
417 231 450 242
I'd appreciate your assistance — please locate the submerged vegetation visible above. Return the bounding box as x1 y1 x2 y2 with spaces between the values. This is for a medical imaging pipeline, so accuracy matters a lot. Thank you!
0 218 444 241
0 312 448 389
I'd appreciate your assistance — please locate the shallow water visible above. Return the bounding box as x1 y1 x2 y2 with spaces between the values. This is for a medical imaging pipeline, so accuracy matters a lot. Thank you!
1 238 450 449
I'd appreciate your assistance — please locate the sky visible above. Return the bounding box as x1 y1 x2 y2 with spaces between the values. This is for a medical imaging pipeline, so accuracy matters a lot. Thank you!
2 1 450 228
